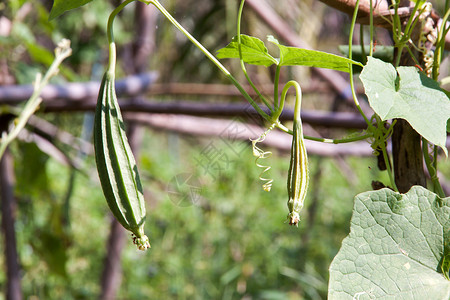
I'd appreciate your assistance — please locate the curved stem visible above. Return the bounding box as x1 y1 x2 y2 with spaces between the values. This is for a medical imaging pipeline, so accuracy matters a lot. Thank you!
143 0 270 121
292 82 302 123
272 81 300 135
107 0 136 75
348 0 370 125
265 120 371 144
237 0 273 112
380 141 397 191
374 116 397 191
273 80 299 121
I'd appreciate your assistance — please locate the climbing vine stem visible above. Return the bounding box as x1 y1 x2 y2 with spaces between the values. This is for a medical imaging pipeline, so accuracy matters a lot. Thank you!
237 0 274 112
107 0 135 74
347 0 370 126
141 0 270 121
422 139 445 198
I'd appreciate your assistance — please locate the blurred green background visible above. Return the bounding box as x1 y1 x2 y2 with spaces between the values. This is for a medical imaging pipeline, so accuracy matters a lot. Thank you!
0 0 448 299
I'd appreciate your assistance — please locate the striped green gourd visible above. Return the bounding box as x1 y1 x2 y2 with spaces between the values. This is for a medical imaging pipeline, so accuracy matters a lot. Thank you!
286 87 309 226
94 60 150 250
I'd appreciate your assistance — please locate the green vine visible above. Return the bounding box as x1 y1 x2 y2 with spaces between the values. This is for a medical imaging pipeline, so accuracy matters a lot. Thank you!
100 0 448 222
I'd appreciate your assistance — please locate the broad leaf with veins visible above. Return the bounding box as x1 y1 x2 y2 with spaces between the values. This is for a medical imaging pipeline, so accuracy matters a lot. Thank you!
360 57 450 155
329 186 450 299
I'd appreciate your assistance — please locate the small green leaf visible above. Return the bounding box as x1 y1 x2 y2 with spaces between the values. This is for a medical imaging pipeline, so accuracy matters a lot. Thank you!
49 0 94 20
216 35 278 67
360 57 450 155
268 35 363 72
329 186 450 299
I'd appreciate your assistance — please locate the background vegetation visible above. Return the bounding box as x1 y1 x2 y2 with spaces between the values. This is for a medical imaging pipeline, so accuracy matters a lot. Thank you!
0 0 448 299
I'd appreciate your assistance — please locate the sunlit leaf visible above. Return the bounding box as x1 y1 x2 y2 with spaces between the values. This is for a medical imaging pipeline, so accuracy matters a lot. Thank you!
329 186 450 299
268 35 362 72
360 57 450 155
216 34 278 67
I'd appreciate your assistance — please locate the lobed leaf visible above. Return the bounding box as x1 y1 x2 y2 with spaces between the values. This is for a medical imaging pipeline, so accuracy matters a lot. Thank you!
216 34 278 67
329 186 450 299
360 57 450 155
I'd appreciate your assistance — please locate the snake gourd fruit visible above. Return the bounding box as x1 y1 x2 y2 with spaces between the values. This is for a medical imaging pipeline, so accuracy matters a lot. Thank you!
94 71 150 250
286 107 309 227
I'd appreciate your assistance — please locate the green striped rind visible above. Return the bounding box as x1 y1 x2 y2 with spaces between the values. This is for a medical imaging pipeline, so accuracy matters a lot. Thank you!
94 72 150 250
286 119 309 226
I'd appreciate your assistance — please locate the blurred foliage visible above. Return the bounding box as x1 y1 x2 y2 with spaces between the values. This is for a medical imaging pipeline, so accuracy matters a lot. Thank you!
5 124 393 299
1 0 448 299
0 0 132 83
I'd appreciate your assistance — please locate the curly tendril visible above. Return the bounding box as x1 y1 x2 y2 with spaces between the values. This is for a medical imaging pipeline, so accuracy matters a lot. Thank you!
251 123 276 192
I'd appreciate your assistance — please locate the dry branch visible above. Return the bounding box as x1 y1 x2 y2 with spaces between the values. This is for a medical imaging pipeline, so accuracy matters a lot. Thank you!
0 150 22 300
42 98 367 129
0 75 368 129
0 72 158 103
0 76 337 103
125 113 374 157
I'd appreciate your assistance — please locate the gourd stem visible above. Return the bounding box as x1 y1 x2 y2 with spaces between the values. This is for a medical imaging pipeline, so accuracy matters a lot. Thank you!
106 0 135 75
237 0 273 112
143 0 270 121
374 116 398 192
348 0 370 126
276 81 300 121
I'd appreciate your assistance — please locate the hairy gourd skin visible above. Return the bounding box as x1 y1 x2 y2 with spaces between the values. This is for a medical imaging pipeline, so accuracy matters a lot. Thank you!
287 118 309 226
94 71 150 250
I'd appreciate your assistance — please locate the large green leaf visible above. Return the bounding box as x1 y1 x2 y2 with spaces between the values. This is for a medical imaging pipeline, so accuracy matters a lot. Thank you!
329 186 450 299
49 0 94 20
268 36 362 72
216 34 278 67
360 57 450 155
